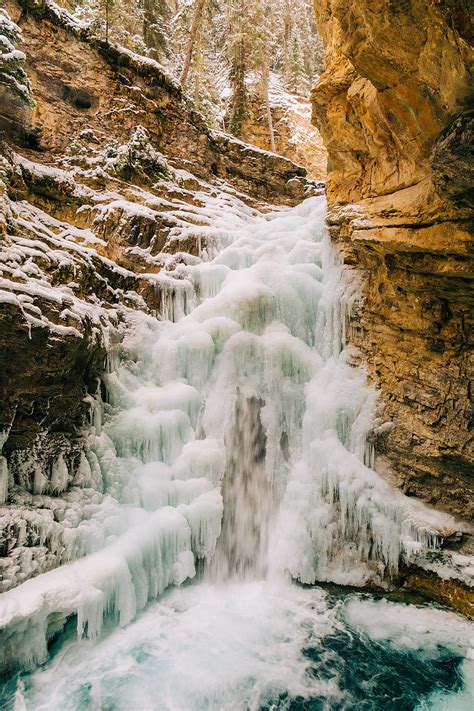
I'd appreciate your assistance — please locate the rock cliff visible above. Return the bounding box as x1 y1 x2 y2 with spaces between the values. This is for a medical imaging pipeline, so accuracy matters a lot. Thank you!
240 80 327 180
312 0 474 520
2 0 312 204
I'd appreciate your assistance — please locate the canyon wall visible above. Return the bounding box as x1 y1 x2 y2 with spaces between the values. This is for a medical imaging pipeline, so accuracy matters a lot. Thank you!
1 0 311 204
312 0 474 519
241 87 327 180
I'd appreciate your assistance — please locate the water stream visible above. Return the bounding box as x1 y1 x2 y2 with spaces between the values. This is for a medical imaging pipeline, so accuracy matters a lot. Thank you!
1 195 472 710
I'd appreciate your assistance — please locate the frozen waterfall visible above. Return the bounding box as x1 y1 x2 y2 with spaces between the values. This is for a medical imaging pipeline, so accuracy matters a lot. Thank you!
0 194 467 680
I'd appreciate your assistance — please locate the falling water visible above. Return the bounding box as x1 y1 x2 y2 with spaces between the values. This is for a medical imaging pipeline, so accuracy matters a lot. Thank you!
210 393 274 581
1 195 472 710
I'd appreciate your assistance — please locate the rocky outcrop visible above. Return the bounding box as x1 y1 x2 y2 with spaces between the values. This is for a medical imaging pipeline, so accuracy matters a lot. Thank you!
240 83 327 180
312 0 474 521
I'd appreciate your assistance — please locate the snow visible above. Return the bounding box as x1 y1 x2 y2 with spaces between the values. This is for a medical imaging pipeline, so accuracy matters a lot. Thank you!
0 178 152 345
113 44 177 88
211 128 304 167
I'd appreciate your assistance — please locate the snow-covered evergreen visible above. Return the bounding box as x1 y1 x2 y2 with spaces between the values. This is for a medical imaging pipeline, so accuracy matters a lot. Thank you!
0 8 34 107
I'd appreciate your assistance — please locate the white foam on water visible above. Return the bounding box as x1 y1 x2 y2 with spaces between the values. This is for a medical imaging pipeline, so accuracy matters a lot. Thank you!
10 582 474 711
344 596 474 711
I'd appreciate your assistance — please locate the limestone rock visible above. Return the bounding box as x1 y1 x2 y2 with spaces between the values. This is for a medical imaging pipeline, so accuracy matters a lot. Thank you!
312 0 474 520
240 82 327 181
431 110 474 207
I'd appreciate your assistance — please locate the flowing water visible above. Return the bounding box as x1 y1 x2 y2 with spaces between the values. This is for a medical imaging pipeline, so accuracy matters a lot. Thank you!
210 393 273 582
1 195 472 710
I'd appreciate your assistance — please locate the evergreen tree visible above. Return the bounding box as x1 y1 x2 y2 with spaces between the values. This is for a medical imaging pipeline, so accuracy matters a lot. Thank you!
144 0 172 62
0 8 34 107
53 0 327 138
187 0 227 124
179 0 207 88
304 0 324 76
103 0 115 44
281 0 293 86
225 0 249 138
64 1 146 53
287 26 306 95
250 0 275 150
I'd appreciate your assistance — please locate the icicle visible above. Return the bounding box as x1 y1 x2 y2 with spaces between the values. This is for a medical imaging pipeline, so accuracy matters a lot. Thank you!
0 455 8 504
32 461 48 495
72 451 93 487
50 454 69 494
84 382 103 435
0 429 10 504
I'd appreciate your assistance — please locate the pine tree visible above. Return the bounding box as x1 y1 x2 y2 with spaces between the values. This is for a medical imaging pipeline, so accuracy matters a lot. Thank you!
63 1 146 53
53 0 327 138
179 0 207 88
0 9 34 107
250 0 275 150
103 0 115 44
281 0 293 87
169 0 193 66
304 0 324 76
193 26 202 106
144 0 172 62
287 27 306 95
225 0 249 138
187 0 227 124
111 0 146 52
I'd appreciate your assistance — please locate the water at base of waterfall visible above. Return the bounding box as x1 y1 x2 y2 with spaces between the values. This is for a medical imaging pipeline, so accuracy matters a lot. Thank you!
3 581 473 711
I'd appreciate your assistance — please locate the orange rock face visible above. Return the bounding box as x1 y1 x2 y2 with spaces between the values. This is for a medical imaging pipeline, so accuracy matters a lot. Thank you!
241 88 327 180
312 0 474 518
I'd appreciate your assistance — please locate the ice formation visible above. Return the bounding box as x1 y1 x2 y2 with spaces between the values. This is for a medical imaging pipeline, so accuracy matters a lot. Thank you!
0 193 469 673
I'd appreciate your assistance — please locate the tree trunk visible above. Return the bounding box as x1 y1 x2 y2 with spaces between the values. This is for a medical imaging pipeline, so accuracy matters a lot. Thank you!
229 43 246 137
193 26 202 109
283 0 292 88
228 0 249 138
105 1 109 45
179 0 207 88
264 85 275 152
262 61 275 152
